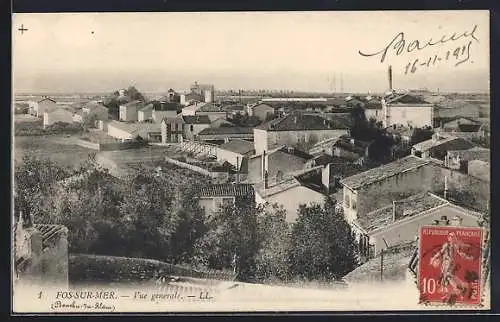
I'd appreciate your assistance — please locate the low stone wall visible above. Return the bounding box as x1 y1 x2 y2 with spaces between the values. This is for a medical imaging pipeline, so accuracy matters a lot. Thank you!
76 139 146 151
164 156 229 181
76 139 100 150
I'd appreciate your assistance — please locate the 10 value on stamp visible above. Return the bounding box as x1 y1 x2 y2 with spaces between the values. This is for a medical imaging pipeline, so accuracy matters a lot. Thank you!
418 226 483 306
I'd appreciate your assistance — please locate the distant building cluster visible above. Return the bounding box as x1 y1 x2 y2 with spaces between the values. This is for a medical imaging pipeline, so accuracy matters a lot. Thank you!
17 68 490 285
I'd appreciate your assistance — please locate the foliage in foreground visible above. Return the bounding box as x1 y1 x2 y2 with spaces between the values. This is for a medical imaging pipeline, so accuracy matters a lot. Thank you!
15 154 359 283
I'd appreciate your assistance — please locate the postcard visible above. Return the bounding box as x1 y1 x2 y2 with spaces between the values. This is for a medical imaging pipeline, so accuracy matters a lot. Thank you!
12 10 490 313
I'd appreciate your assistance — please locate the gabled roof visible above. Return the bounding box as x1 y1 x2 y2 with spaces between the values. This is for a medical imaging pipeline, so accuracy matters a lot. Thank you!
140 104 154 113
385 92 431 105
182 115 211 124
162 116 185 124
198 127 254 135
364 100 383 109
108 121 162 134
255 114 349 131
153 101 181 111
278 146 314 160
218 139 255 155
121 100 143 108
356 192 448 233
252 103 274 110
340 155 430 190
222 104 245 112
198 184 254 198
83 102 107 111
412 135 475 155
334 136 371 155
38 97 56 103
343 241 416 283
198 103 225 112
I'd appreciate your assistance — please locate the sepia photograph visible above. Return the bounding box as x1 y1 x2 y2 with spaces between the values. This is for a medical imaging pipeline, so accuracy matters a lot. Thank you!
12 10 491 313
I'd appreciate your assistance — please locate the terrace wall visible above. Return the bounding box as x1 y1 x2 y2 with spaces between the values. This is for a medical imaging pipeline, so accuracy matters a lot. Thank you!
164 156 229 181
76 139 146 151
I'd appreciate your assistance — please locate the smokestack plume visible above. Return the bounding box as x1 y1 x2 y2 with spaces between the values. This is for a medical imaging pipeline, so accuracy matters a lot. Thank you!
388 65 393 91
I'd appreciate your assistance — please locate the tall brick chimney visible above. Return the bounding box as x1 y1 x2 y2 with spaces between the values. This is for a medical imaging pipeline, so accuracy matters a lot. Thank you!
388 65 393 92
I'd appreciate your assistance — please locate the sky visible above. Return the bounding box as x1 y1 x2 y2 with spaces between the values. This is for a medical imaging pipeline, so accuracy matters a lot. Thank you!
12 11 490 93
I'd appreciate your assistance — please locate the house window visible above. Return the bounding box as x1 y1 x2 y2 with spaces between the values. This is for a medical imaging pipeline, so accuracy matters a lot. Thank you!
276 170 284 183
352 198 357 210
190 125 194 132
344 194 350 208
215 197 234 209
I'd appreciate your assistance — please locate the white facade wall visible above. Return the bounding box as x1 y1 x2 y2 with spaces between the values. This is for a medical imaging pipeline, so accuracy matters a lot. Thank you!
119 106 137 122
384 104 434 128
37 100 57 118
138 110 153 122
107 124 134 140
204 90 213 103
43 109 74 129
253 129 269 155
260 186 326 223
216 149 245 169
254 128 348 155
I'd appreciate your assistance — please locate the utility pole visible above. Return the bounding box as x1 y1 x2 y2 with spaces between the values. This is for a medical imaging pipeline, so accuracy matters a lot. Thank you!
380 249 384 282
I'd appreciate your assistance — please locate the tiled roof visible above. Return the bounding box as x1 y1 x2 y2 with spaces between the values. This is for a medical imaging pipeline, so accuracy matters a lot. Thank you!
256 178 301 198
355 193 448 233
218 139 255 155
340 155 430 190
386 92 430 105
413 136 476 159
140 104 154 112
33 224 68 250
153 101 181 111
84 102 107 110
447 147 490 163
108 121 162 134
255 114 349 131
182 115 211 124
38 97 56 103
122 100 144 108
364 100 382 109
278 146 314 160
199 184 254 198
222 104 245 112
198 103 224 112
198 127 254 135
334 136 371 155
162 116 185 124
343 241 417 283
184 92 204 101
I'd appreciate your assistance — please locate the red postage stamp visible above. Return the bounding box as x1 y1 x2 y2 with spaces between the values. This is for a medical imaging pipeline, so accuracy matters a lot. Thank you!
418 226 483 306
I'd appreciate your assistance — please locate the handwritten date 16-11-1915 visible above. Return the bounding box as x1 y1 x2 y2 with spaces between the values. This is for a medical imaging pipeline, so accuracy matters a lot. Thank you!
404 40 473 75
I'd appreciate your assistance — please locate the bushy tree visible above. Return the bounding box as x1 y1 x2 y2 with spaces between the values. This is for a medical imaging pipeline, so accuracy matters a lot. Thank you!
288 198 358 281
192 195 259 281
14 155 72 224
254 203 291 282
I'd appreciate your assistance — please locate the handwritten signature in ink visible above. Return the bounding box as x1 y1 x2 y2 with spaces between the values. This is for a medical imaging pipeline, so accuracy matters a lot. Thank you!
358 24 479 64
